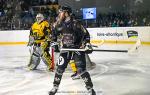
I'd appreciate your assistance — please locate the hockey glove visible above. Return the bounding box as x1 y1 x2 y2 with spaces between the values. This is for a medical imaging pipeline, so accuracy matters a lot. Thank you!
50 42 60 52
27 36 34 46
85 43 93 54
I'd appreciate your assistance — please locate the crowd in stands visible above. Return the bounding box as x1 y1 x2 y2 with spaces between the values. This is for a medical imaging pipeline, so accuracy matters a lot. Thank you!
1 0 150 30
0 0 58 30
96 11 150 27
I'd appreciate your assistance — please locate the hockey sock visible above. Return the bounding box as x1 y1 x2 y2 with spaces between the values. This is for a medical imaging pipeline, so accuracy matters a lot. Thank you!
53 68 64 87
80 71 93 90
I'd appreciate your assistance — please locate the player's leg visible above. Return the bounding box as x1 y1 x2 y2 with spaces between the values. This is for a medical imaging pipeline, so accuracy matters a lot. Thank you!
75 51 96 95
80 71 96 95
28 47 40 70
69 60 77 73
69 60 80 80
49 68 64 95
40 42 54 71
41 50 53 71
49 52 70 95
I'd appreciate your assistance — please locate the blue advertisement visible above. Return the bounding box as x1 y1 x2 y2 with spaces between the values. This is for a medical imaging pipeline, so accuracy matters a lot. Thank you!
83 8 96 19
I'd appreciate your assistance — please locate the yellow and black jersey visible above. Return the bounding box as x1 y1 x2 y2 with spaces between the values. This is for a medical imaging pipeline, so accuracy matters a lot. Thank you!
30 20 52 43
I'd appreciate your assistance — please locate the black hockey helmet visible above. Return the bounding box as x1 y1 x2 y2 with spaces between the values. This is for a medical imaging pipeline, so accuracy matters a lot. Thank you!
59 6 72 14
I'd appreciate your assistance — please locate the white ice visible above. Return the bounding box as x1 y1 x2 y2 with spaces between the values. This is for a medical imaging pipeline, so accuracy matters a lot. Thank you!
0 44 150 95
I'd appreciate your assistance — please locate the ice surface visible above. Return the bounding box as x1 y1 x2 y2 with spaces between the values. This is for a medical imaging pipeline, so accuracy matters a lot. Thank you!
0 44 150 95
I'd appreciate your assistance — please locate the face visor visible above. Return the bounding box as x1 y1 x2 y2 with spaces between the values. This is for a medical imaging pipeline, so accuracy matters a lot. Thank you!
36 13 44 23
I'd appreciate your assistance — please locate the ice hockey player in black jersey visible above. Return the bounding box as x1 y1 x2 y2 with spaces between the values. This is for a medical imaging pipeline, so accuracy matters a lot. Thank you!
49 6 96 95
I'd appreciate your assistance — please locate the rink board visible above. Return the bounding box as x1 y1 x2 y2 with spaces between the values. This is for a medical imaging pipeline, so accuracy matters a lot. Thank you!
0 27 150 45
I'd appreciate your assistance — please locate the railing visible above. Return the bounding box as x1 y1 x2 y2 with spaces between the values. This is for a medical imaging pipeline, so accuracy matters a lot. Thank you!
0 20 31 30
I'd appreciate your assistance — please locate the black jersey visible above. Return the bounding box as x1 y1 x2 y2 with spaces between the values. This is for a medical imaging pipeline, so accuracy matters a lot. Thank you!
53 19 90 48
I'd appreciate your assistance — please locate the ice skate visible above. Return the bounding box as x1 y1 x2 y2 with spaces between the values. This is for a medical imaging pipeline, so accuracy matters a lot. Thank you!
71 72 80 80
27 64 37 70
49 86 58 95
88 88 96 95
47 67 54 72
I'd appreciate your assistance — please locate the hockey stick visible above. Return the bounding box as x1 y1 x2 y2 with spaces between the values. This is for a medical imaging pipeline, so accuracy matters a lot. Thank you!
93 39 141 53
128 39 141 53
61 39 141 53
60 48 128 52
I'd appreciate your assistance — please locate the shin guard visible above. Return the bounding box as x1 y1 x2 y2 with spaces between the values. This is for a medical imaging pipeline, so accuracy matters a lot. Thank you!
80 71 93 90
53 68 64 87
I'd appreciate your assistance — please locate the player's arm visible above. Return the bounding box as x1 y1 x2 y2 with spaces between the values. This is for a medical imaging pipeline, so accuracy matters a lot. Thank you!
75 21 90 47
76 22 93 53
43 21 52 42
81 25 90 43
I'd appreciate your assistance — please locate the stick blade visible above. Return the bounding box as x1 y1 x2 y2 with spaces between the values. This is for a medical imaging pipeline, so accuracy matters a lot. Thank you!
128 39 141 53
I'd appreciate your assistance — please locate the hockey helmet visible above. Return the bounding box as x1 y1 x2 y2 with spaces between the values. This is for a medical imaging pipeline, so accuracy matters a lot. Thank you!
60 6 72 14
36 13 44 23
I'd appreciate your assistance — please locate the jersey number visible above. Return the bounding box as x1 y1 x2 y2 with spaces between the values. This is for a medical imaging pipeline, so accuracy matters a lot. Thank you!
57 56 64 65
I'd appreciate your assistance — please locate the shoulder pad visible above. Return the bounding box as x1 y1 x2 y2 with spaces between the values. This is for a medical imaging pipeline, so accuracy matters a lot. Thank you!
42 20 50 27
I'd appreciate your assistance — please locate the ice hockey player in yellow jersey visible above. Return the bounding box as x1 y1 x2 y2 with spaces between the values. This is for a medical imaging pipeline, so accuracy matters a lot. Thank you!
27 13 54 71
